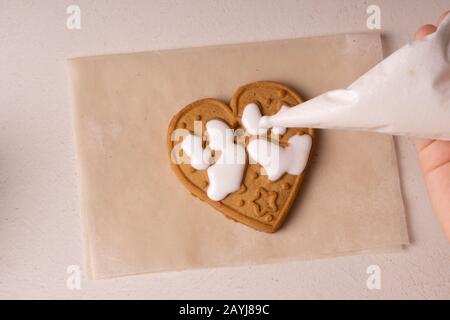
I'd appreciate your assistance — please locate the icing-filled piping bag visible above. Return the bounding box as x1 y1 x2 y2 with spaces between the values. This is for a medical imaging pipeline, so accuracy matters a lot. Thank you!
260 14 450 141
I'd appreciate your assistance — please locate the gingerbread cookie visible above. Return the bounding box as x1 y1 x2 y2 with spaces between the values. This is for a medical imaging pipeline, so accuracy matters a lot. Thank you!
167 81 314 232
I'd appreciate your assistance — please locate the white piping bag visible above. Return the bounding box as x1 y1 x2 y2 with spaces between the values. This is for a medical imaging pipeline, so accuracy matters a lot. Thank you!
260 14 450 141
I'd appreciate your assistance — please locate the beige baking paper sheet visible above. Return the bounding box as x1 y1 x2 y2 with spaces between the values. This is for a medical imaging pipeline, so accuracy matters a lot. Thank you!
68 32 409 279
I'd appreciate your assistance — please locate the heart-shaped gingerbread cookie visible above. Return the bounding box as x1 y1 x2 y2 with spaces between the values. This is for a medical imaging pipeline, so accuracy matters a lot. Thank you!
167 81 314 232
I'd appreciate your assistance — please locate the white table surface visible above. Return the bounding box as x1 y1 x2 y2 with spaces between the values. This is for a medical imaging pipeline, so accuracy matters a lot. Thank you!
0 0 449 299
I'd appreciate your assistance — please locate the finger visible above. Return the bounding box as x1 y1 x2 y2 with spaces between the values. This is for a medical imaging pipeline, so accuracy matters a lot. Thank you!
416 138 434 152
414 24 437 40
415 12 448 148
437 10 450 26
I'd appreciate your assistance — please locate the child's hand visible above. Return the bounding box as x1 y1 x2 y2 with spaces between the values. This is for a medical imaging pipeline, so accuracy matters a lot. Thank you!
414 10 450 242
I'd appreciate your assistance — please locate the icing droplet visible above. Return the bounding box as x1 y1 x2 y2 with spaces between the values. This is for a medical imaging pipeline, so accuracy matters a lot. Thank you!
237 199 245 207
241 103 268 136
265 215 273 222
282 183 291 190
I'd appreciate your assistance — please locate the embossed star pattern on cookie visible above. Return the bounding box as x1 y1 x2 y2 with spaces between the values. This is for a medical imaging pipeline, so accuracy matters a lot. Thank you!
252 187 278 218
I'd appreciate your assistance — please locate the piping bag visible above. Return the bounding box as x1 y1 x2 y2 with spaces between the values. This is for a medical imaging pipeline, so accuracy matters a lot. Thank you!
260 15 450 141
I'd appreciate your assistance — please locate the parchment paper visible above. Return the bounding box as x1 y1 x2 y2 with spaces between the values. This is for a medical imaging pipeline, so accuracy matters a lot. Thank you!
68 32 409 279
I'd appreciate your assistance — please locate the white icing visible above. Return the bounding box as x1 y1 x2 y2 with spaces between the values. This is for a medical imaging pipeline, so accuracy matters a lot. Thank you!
205 120 246 201
247 134 312 181
181 108 311 201
242 103 267 135
180 133 212 170
242 103 288 136
259 14 450 140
